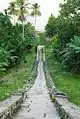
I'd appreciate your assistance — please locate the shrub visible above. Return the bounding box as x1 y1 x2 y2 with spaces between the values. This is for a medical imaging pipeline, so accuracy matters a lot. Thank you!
0 13 36 71
60 36 80 73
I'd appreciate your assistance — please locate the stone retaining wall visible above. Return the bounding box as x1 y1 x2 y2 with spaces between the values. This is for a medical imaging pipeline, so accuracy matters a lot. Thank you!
0 86 31 119
43 61 80 119
0 96 23 119
55 97 80 119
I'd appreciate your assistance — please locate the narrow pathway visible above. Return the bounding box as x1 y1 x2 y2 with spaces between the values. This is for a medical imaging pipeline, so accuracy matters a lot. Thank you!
12 49 60 119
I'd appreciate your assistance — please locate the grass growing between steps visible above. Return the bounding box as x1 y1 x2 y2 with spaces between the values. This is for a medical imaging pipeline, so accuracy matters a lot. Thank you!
46 48 80 106
0 51 35 101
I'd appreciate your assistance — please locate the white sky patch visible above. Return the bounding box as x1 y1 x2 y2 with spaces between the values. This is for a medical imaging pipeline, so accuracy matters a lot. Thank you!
0 0 63 31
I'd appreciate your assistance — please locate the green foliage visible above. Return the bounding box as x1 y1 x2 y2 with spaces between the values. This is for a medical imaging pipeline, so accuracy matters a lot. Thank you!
0 52 35 101
24 23 36 49
31 3 41 26
45 15 75 48
45 15 57 38
60 36 80 73
0 13 36 71
45 0 80 73
39 32 80 106
46 47 80 106
31 3 41 16
51 35 58 45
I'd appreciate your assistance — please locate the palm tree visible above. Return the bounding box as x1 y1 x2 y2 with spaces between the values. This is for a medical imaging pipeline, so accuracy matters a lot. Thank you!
31 3 41 28
7 1 17 25
15 0 30 41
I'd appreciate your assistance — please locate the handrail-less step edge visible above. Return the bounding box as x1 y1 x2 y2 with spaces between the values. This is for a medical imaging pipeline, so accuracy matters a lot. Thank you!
0 95 23 119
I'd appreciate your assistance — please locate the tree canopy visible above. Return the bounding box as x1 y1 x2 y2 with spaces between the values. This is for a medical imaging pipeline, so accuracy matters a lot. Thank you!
45 0 80 73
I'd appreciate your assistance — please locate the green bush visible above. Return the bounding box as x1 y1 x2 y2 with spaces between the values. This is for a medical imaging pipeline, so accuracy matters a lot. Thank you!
45 0 80 74
0 13 36 71
60 36 80 73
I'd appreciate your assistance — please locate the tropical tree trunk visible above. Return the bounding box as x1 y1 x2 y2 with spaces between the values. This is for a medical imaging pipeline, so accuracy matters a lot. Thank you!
35 15 36 29
13 15 16 25
22 21 24 41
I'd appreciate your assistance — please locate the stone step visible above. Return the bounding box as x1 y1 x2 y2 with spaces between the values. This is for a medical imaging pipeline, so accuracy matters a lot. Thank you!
55 97 80 119
0 96 23 119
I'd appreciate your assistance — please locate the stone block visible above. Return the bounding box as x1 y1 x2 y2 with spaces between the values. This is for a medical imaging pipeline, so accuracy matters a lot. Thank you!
0 96 23 119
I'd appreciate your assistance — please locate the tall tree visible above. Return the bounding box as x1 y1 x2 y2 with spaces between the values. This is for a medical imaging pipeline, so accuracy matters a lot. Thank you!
45 15 57 38
7 1 17 25
45 0 80 73
15 0 30 41
31 3 41 28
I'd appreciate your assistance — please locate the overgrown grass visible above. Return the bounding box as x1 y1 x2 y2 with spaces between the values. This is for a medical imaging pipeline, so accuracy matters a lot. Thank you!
0 51 35 101
39 32 80 106
46 47 80 106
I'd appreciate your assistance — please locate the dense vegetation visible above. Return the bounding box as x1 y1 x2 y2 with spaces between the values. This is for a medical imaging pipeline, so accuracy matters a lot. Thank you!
0 11 36 100
45 0 80 73
0 13 36 73
46 47 80 106
0 52 35 101
0 0 42 100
